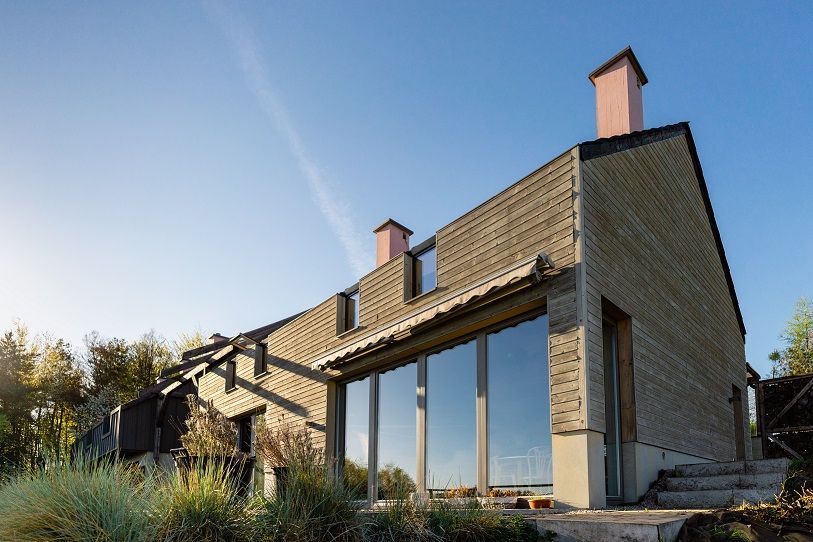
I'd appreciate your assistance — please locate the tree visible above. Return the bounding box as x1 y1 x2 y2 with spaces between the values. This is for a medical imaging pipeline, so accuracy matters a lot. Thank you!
171 330 205 360
83 332 131 402
128 330 172 393
0 324 39 472
31 339 83 461
769 297 813 377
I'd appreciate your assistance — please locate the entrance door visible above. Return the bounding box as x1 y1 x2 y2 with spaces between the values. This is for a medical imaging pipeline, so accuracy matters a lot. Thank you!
602 319 622 500
731 385 745 460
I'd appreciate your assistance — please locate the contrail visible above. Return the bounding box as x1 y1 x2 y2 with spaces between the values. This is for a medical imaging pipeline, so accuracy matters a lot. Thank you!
204 1 373 278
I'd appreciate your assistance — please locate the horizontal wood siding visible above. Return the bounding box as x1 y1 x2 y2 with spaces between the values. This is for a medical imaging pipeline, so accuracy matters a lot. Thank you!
198 148 582 440
581 134 748 460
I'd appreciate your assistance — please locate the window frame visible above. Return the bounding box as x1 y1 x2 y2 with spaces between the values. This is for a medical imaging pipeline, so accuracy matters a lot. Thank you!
335 307 550 503
253 343 268 378
336 284 361 335
225 359 237 392
404 236 437 302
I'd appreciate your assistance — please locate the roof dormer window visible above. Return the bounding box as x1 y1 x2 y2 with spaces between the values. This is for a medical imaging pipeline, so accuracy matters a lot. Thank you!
337 285 360 335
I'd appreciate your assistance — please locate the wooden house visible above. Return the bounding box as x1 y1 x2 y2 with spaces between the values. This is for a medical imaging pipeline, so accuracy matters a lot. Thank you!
130 48 750 508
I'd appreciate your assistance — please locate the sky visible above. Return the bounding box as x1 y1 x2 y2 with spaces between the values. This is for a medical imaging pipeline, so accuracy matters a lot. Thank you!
1 1 811 379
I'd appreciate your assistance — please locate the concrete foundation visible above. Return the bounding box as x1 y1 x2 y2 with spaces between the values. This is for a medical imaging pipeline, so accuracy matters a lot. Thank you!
552 430 606 509
621 441 712 502
535 510 694 542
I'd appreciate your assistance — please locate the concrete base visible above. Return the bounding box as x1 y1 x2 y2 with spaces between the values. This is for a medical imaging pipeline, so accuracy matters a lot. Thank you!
621 441 713 502
534 511 695 542
552 430 606 509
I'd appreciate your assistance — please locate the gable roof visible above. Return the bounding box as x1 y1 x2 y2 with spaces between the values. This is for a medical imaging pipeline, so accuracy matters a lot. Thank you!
163 311 307 379
579 122 746 338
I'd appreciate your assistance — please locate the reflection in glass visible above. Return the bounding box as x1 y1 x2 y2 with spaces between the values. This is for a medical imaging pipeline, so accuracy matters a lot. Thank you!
377 362 417 499
346 290 360 329
427 340 476 492
602 319 622 498
343 377 369 498
487 315 552 495
415 247 437 295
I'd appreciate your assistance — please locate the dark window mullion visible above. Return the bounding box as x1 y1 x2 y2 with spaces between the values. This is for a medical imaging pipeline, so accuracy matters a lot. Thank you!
416 354 427 494
476 332 488 496
368 371 378 503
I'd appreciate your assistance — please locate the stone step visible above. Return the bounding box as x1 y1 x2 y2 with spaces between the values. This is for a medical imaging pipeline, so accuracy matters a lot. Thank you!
674 458 789 478
665 472 786 492
657 488 778 509
534 511 694 542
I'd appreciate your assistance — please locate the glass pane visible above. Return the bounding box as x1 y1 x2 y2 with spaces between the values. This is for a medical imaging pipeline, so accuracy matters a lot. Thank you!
602 320 621 497
343 377 369 499
347 290 360 329
427 339 476 494
416 247 437 294
487 315 552 495
377 362 417 499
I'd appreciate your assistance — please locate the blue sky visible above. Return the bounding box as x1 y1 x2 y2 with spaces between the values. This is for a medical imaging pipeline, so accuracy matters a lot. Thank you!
1 1 810 378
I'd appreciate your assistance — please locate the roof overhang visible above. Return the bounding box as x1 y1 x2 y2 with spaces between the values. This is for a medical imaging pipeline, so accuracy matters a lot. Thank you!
313 251 554 371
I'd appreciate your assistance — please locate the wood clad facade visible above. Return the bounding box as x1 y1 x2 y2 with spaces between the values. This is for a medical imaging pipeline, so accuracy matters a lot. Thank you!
195 123 748 501
579 131 748 460
197 148 585 442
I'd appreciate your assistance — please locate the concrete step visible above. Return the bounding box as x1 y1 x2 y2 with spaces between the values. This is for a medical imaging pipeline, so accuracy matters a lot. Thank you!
674 458 789 478
534 511 694 542
657 488 778 509
665 472 786 491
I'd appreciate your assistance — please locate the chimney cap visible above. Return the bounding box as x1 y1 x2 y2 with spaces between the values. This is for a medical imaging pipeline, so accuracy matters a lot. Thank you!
373 218 414 236
589 46 648 86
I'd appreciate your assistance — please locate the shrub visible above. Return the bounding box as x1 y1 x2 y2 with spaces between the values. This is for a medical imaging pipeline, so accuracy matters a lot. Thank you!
427 501 540 542
254 422 362 542
179 395 238 457
158 457 255 542
362 496 436 542
0 458 158 542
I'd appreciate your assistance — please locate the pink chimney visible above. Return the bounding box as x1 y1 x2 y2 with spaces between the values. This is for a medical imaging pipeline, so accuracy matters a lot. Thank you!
589 46 648 139
373 219 413 267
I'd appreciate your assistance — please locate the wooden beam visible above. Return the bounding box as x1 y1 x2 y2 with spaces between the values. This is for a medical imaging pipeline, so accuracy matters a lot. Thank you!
768 435 803 460
766 376 813 430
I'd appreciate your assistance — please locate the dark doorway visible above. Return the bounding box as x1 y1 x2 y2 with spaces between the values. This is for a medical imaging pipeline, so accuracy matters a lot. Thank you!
731 385 745 460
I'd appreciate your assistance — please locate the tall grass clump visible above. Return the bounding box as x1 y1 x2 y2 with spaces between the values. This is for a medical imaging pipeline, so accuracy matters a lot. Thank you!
158 457 254 542
365 495 541 542
0 457 158 542
255 421 362 542
179 395 238 457
428 501 540 541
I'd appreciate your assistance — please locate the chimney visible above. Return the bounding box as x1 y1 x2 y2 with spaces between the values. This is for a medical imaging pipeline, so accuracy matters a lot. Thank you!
373 218 413 267
208 333 228 345
589 46 648 138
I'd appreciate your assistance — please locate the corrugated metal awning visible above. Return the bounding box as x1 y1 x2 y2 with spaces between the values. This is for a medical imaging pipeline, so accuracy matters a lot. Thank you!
314 251 553 371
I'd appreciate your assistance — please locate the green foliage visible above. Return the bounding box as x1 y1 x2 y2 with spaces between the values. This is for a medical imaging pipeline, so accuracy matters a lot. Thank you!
364 498 541 542
343 457 368 497
769 297 813 376
158 458 254 542
377 464 417 500
84 330 174 405
0 458 159 542
0 430 542 542
255 424 362 542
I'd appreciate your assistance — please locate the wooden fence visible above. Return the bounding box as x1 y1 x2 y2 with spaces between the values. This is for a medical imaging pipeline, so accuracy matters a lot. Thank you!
757 373 813 459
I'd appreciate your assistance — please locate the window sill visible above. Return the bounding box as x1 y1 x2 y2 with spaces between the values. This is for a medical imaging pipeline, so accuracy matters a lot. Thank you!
404 287 438 304
253 371 270 381
225 386 237 394
336 326 364 339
